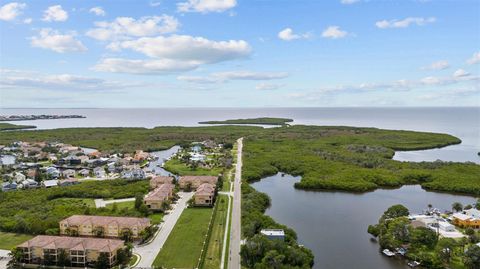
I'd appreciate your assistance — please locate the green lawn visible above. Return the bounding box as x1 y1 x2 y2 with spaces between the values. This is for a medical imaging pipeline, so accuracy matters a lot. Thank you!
50 197 95 207
153 207 213 268
203 195 228 269
0 232 34 250
164 159 223 176
149 213 164 225
105 200 134 210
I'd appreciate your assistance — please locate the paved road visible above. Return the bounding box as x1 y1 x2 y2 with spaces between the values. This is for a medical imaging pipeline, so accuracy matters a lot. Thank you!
133 191 194 268
228 137 243 269
94 197 135 208
0 249 11 269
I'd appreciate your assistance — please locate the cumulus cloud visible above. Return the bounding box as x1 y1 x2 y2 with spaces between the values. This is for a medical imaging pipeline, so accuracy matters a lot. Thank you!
322 26 348 39
86 15 179 41
42 5 68 22
93 35 251 74
340 0 360 4
89 7 105 16
23 17 32 24
178 71 288 83
0 2 26 21
255 83 285 90
467 51 480 65
278 28 311 41
376 17 436 29
453 69 470 78
422 60 449 70
177 0 236 13
30 28 87 53
0 69 143 91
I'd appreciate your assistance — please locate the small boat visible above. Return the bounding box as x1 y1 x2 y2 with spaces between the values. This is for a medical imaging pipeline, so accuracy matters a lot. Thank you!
395 247 407 256
407 261 420 268
382 249 395 257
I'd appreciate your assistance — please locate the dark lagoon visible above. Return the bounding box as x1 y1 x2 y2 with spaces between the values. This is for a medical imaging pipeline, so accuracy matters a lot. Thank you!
251 173 477 269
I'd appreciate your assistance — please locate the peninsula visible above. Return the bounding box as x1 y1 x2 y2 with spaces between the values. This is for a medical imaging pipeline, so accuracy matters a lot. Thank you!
0 115 85 121
199 117 293 126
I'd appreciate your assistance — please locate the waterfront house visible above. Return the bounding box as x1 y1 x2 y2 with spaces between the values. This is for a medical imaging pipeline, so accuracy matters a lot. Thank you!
46 166 60 178
78 168 90 177
1 181 17 191
453 210 480 229
194 183 215 206
16 235 124 267
59 215 151 239
438 221 456 232
20 179 38 189
121 169 146 180
260 229 285 241
62 169 76 179
133 150 149 163
13 172 26 183
59 156 82 166
93 167 106 178
42 180 58 188
144 183 175 211
150 176 174 189
178 176 218 189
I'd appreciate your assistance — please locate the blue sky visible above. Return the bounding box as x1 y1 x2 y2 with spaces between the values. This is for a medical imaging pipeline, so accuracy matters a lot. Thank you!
0 0 479 108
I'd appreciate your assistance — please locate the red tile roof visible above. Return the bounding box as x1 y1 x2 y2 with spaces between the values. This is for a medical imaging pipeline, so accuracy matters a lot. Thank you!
18 235 124 253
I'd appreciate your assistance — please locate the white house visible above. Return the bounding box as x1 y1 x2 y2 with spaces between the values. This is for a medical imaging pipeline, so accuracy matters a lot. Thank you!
42 179 58 188
93 167 106 178
260 229 285 241
438 221 456 232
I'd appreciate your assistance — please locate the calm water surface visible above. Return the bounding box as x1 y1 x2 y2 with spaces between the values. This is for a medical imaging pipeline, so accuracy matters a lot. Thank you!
1 107 479 163
251 173 476 269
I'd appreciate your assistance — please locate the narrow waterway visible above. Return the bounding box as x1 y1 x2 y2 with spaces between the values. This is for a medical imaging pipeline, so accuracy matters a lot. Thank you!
147 146 181 176
251 173 476 269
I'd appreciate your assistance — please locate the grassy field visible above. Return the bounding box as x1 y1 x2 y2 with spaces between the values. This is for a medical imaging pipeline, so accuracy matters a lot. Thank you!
0 232 34 250
0 123 36 131
164 158 223 176
202 195 229 269
105 200 135 210
153 207 213 268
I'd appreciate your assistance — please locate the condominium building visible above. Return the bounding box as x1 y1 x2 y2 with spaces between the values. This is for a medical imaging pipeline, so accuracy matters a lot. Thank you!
59 215 150 239
178 175 218 189
17 235 124 267
144 183 175 210
194 183 215 206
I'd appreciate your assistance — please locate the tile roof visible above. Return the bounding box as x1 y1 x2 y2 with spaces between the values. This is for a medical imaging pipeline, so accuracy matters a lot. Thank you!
150 176 174 187
61 215 150 228
179 176 218 186
145 183 174 201
18 235 124 253
195 183 215 196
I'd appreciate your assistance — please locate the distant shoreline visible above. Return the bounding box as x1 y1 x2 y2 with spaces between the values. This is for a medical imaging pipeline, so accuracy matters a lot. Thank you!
0 115 86 122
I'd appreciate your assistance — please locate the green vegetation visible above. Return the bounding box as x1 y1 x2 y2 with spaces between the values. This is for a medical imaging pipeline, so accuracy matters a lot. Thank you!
0 123 36 131
368 205 479 269
153 207 213 268
149 213 164 225
0 180 149 234
199 117 293 126
0 232 34 250
202 195 228 269
105 200 135 210
241 184 314 268
164 158 223 176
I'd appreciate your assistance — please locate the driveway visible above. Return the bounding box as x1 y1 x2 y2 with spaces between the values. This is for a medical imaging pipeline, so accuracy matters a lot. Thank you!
133 191 194 268
228 137 243 269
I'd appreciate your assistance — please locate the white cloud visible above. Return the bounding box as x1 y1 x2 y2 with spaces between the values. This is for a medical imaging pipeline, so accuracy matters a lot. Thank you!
42 5 68 22
0 69 142 91
321 26 348 39
93 58 202 74
89 7 105 16
177 0 236 13
453 69 470 78
256 83 285 90
340 0 360 4
467 51 480 65
150 1 161 7
0 2 26 21
30 28 87 53
178 71 288 83
93 35 251 74
23 17 32 24
376 17 436 29
278 28 311 41
422 60 449 70
86 15 179 41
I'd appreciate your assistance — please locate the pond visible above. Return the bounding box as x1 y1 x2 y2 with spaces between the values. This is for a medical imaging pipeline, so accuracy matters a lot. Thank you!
251 173 476 269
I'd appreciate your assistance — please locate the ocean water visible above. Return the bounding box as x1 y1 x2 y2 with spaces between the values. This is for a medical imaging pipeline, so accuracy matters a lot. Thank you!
1 107 479 163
